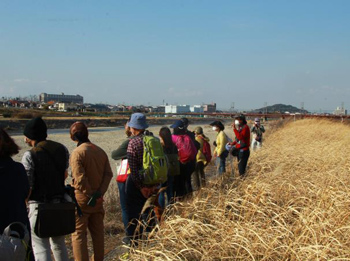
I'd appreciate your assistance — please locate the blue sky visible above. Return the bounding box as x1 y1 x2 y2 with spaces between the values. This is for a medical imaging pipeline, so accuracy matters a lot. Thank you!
0 0 349 111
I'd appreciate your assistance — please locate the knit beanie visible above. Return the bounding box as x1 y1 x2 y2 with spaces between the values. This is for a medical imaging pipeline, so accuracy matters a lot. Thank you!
23 117 47 141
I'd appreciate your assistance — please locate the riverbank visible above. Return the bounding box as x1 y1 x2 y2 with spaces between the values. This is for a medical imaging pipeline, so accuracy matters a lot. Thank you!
0 116 218 132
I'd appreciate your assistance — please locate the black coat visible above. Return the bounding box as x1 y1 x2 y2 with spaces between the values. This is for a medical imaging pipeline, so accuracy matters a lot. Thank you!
0 157 30 233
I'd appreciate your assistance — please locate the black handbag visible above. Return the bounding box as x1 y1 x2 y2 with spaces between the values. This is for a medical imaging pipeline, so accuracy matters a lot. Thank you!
34 201 76 238
231 147 239 157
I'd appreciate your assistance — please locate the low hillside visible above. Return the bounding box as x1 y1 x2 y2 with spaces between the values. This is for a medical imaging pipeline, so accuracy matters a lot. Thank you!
252 103 308 114
130 119 350 260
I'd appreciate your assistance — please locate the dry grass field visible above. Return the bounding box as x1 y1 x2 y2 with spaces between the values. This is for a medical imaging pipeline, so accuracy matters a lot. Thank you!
128 119 350 260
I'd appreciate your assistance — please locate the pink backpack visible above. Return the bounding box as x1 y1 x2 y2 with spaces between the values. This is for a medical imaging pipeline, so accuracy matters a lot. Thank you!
173 135 196 164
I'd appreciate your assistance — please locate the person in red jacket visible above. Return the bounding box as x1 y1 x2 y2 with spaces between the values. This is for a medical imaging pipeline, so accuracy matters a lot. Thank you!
230 114 251 176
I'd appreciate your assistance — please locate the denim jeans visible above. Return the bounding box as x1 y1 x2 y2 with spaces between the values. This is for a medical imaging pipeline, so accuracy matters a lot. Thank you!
158 175 174 208
125 176 147 240
218 151 229 174
117 182 128 232
28 203 69 261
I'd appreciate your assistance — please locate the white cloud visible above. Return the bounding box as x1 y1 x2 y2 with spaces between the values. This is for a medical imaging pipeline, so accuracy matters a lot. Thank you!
13 79 48 84
13 79 30 83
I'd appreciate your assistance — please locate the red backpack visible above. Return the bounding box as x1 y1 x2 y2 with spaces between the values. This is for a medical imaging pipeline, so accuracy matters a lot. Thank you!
174 135 196 164
201 138 212 163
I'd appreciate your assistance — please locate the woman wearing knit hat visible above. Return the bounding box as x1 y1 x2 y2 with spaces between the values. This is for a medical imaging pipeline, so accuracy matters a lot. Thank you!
22 117 70 261
23 117 48 142
193 126 211 189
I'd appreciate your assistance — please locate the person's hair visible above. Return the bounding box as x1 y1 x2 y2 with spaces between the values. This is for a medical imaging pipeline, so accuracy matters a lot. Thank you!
210 121 225 131
70 122 89 143
173 127 186 135
125 120 132 137
236 114 247 125
144 130 153 136
215 123 224 131
159 127 174 149
130 128 145 135
181 118 189 129
0 128 20 158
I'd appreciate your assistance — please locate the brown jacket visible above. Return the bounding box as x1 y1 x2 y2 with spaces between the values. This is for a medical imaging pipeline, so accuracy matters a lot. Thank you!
70 142 113 197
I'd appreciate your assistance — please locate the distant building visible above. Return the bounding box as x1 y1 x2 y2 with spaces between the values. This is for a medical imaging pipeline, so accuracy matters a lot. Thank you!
203 103 216 113
190 105 204 113
148 106 165 113
58 103 78 112
84 104 110 112
156 106 166 113
165 105 190 114
334 106 347 116
39 93 84 104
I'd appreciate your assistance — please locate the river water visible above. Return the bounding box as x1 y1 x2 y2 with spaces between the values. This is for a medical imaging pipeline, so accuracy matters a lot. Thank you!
9 126 124 136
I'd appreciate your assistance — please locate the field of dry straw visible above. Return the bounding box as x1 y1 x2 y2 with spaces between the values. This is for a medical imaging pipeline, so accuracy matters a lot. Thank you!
129 119 350 260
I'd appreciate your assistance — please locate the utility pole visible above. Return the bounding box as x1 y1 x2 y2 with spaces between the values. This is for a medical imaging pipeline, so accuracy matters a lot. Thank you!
301 102 305 114
264 102 268 114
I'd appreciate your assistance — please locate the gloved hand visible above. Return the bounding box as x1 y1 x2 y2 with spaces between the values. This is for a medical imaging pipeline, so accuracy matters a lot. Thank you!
87 191 102 207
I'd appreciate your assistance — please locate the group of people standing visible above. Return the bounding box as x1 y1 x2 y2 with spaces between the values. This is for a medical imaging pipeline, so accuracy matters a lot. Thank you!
0 113 265 260
113 113 265 247
210 115 264 177
1 117 113 261
112 114 203 246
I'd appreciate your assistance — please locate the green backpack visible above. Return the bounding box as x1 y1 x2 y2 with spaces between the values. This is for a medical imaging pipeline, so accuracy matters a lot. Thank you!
141 135 168 185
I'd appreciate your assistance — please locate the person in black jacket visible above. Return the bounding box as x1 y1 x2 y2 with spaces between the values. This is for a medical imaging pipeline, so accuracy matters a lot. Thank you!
21 117 69 261
0 128 30 234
